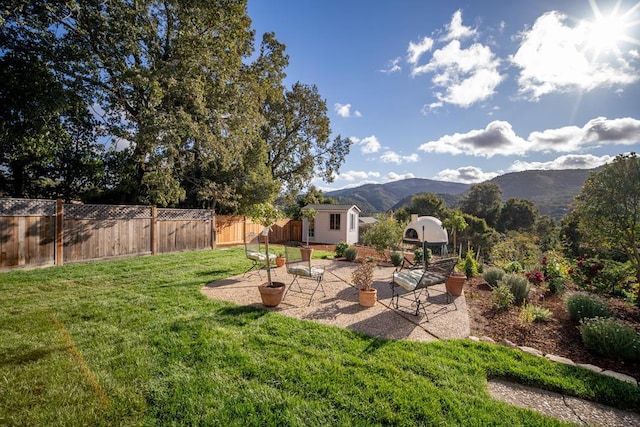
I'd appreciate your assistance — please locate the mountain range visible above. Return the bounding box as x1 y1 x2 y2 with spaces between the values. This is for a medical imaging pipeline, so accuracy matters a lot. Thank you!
326 169 595 220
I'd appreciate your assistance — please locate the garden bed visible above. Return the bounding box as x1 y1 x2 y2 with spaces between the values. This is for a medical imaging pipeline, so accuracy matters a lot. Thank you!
465 278 640 379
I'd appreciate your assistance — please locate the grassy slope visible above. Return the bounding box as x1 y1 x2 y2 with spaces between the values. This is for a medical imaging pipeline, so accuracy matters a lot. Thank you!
1 248 638 426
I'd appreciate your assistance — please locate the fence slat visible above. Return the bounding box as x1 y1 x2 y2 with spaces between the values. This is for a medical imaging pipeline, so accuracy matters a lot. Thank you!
1 199 303 270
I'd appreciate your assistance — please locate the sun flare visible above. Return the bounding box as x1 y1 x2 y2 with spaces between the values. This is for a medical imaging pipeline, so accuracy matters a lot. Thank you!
586 13 628 52
585 0 640 57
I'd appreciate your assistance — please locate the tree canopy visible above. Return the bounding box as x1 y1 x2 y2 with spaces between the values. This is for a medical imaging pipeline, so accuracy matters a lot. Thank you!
0 1 349 211
573 153 640 282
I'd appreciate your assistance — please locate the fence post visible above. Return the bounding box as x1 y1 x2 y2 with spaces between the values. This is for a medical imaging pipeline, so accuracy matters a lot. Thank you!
151 206 157 255
211 211 217 250
56 199 63 266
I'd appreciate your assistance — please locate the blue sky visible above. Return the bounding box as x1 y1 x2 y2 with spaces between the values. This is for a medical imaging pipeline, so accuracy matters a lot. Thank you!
247 0 640 191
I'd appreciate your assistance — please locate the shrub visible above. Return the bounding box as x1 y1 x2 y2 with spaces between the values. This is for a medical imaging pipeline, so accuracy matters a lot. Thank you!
335 241 349 257
344 247 357 262
569 255 604 289
361 216 403 259
413 248 423 265
463 251 478 279
501 273 530 304
547 277 566 295
565 292 611 322
519 304 552 326
580 317 640 361
524 269 544 285
503 261 523 274
492 284 514 309
390 252 403 267
483 267 504 288
539 253 569 295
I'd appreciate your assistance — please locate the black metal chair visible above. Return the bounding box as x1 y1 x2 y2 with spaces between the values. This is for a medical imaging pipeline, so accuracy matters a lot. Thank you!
390 257 458 319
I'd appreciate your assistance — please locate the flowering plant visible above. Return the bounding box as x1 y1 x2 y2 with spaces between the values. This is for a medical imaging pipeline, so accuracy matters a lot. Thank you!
525 269 544 285
569 255 604 289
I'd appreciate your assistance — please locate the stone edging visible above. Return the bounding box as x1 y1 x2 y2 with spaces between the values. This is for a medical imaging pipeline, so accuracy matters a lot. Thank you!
468 335 638 386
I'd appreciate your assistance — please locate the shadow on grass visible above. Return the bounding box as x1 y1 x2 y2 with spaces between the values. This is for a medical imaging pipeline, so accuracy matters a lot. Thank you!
1 345 70 366
214 305 269 327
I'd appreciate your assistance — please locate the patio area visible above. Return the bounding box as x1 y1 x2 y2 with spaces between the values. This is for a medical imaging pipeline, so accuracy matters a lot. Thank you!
201 259 470 342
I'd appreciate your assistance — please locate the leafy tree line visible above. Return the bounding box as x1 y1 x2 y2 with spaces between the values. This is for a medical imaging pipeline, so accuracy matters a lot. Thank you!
0 1 350 213
385 153 640 303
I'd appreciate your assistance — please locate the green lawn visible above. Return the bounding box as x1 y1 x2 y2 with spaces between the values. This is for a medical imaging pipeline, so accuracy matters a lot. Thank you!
1 247 638 426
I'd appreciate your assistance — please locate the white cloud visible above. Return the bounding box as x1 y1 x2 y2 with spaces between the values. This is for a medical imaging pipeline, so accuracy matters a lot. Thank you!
442 9 476 41
511 11 639 100
508 154 613 172
529 117 640 152
419 120 530 157
407 36 434 64
433 166 500 184
351 135 382 154
386 172 416 182
379 151 420 165
334 170 381 182
380 57 402 74
334 103 362 118
419 117 640 158
412 39 503 108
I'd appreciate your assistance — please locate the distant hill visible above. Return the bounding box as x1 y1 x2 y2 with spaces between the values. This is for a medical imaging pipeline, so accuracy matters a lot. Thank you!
487 169 593 219
326 178 469 215
326 169 594 220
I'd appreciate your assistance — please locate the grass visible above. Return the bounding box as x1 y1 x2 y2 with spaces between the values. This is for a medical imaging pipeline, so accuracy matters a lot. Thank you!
1 247 639 426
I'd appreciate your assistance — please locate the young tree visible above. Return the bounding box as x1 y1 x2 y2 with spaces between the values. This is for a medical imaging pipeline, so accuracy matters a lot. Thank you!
573 153 640 284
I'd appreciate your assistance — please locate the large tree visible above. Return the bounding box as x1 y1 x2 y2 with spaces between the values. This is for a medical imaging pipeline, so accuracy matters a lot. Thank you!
2 1 270 208
0 47 102 200
573 153 640 283
497 198 538 232
459 182 503 229
260 81 351 199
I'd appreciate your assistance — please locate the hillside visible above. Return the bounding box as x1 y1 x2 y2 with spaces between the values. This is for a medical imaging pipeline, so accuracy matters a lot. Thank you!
326 169 594 220
488 169 593 219
326 178 469 215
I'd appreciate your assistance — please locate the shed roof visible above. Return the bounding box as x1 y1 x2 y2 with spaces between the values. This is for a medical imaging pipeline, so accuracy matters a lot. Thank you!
302 204 361 212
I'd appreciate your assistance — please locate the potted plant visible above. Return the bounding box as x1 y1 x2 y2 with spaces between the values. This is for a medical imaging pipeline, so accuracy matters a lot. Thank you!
275 251 286 268
352 260 376 307
300 207 317 261
445 259 466 297
248 202 286 307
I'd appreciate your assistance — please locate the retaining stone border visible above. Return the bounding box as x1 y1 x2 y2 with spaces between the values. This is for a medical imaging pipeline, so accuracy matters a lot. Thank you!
468 335 638 386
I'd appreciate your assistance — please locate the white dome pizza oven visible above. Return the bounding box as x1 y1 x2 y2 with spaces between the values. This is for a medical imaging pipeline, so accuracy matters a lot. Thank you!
403 215 449 255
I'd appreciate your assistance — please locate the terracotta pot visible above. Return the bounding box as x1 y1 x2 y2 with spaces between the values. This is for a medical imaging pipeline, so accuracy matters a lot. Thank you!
445 275 466 296
275 257 286 268
301 247 313 261
258 282 286 307
358 288 377 307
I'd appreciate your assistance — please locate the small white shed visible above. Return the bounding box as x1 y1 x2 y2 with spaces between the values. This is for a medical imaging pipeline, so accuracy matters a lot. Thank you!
301 204 361 245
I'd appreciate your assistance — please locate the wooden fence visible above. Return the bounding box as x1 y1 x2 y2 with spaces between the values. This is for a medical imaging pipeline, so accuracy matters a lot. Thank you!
0 198 302 270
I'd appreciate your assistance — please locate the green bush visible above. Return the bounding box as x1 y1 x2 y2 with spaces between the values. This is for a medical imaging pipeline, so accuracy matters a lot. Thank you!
580 317 640 361
503 261 523 274
335 241 349 257
344 247 357 262
565 292 611 322
361 216 403 258
547 276 566 295
492 284 514 309
519 304 552 326
502 273 530 304
463 251 478 279
413 248 423 265
483 267 504 288
390 252 403 267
